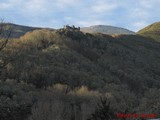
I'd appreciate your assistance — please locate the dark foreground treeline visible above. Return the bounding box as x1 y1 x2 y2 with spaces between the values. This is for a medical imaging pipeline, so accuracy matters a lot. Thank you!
0 28 160 120
0 81 159 120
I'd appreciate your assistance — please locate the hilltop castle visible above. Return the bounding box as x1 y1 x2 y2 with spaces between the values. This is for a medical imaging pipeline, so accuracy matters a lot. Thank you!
63 25 80 31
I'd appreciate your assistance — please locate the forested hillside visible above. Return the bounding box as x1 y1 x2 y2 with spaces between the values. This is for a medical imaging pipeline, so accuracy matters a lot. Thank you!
0 27 160 120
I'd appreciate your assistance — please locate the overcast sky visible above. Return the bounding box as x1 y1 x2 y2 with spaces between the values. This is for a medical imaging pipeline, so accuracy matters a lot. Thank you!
0 0 160 31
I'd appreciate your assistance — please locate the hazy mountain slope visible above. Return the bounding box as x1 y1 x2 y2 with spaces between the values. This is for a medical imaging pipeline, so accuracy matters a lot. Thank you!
81 25 135 34
138 22 160 42
1 23 135 38
1 23 42 38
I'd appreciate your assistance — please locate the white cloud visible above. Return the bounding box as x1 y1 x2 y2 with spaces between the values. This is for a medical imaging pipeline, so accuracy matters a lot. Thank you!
25 0 47 10
22 0 48 16
0 3 11 9
0 0 21 10
140 0 160 8
64 16 73 21
91 0 118 13
0 0 160 31
132 21 148 31
129 8 149 18
76 19 112 27
55 0 81 8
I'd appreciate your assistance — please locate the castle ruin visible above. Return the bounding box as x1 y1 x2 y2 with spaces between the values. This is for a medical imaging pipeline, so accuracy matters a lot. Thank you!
63 25 80 31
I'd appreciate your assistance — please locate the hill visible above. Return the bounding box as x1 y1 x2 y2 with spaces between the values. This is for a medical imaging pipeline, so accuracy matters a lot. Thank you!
1 27 160 120
138 22 160 42
2 28 160 91
1 23 42 38
81 25 135 34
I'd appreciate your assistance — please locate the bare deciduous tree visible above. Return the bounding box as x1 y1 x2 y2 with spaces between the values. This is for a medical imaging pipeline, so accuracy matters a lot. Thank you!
0 19 12 51
0 19 13 80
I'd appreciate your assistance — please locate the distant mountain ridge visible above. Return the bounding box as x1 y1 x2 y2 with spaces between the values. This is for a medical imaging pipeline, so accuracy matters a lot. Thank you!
3 22 160 39
1 23 42 38
81 25 135 35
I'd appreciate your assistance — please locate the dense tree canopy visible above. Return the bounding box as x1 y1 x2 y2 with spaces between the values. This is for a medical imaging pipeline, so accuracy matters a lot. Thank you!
0 28 160 120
